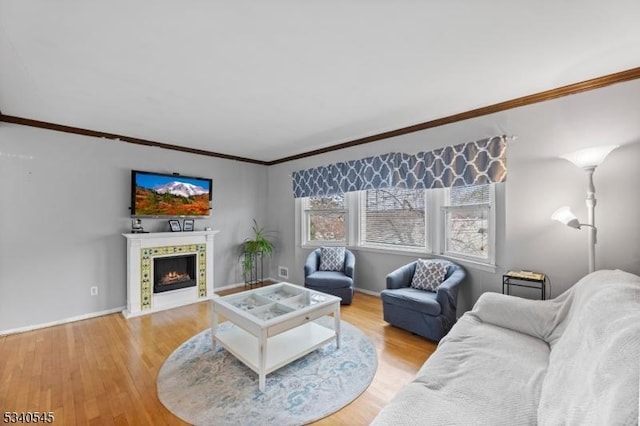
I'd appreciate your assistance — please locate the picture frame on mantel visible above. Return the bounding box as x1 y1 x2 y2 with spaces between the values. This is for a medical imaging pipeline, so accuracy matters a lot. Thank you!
168 219 181 232
183 219 194 232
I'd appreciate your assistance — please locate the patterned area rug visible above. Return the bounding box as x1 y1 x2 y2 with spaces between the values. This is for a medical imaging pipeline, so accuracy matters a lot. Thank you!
157 318 377 426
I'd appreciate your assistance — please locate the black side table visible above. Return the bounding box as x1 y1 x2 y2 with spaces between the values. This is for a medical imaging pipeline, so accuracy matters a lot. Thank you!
502 271 547 300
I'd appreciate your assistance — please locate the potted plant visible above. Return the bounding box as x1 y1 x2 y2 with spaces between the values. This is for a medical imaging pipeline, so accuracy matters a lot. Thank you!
241 219 275 286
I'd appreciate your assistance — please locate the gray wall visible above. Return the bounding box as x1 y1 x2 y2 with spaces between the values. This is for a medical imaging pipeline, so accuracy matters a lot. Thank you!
266 79 640 314
0 124 268 332
2 79 639 333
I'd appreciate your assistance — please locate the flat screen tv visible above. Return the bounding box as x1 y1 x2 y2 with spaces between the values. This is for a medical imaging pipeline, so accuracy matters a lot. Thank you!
131 170 212 217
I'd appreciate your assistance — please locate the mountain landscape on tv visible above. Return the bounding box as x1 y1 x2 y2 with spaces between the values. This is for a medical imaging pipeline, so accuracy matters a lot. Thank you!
154 181 209 198
135 180 210 216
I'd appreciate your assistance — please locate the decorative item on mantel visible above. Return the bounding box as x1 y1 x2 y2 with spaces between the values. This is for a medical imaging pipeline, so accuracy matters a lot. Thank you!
131 218 148 233
240 219 275 288
183 219 195 231
168 219 182 232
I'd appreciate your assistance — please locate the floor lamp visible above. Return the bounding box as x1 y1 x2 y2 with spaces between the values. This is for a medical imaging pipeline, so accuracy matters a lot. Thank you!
551 145 618 273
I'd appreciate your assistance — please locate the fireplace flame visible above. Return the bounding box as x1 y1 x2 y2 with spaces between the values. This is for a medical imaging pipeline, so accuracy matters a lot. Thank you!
159 271 192 285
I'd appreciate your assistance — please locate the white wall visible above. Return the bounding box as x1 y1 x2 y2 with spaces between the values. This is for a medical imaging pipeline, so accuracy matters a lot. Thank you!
0 124 268 333
266 79 640 314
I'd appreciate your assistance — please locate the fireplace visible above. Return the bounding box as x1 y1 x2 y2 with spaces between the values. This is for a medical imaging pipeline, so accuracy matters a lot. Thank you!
154 254 197 293
122 230 218 318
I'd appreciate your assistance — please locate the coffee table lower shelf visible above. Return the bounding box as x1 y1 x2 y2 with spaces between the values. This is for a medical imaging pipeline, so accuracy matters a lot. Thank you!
214 321 336 389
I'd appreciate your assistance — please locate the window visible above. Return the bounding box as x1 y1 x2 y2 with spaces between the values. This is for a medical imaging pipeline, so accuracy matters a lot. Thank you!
442 184 494 261
361 188 427 250
302 194 346 245
299 183 498 267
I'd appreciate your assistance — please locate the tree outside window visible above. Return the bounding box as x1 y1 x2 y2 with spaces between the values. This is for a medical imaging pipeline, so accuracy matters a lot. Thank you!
443 185 492 259
306 194 346 243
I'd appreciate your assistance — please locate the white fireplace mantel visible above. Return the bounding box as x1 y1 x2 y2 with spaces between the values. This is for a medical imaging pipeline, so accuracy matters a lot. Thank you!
122 230 219 318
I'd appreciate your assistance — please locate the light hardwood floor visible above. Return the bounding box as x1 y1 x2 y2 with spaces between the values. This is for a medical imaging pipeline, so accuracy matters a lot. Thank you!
0 286 437 425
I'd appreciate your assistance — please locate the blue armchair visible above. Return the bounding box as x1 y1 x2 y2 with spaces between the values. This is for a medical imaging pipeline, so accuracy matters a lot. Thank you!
381 260 466 342
304 248 355 304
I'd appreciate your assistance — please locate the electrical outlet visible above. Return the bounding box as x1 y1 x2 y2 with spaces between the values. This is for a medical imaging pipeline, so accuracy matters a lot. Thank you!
90 286 98 296
278 266 289 279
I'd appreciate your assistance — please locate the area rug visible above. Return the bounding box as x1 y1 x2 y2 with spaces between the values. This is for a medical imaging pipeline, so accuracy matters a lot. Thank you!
157 317 377 426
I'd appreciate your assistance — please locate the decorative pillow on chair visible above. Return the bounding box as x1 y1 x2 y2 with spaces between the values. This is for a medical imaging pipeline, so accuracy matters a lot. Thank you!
411 259 448 291
319 247 346 272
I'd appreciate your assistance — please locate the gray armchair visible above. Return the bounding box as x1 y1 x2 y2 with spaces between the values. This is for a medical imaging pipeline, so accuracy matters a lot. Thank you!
381 260 466 342
304 248 355 304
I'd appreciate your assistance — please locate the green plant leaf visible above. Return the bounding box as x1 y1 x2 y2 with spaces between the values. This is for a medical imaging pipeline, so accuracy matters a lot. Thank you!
240 219 275 272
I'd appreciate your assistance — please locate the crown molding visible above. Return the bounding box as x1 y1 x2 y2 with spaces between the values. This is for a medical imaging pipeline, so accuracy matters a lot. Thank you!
267 67 640 165
1 67 639 166
0 115 269 165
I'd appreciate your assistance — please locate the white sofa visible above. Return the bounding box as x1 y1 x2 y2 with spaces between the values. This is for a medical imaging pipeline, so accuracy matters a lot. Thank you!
372 269 640 425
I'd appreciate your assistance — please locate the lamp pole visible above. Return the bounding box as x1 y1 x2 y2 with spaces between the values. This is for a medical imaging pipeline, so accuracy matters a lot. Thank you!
555 144 618 275
584 167 597 273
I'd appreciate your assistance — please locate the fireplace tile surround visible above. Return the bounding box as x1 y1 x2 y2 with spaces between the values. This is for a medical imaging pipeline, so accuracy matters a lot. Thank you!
122 230 219 318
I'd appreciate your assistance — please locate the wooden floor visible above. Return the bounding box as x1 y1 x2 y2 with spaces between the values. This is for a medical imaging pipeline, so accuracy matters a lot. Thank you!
0 285 437 425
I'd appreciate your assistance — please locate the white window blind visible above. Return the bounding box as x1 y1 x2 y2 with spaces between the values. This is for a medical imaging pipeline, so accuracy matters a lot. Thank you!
362 188 427 250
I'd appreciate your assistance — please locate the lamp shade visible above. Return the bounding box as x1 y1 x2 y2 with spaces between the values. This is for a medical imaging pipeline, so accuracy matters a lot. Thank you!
560 145 618 169
551 206 581 229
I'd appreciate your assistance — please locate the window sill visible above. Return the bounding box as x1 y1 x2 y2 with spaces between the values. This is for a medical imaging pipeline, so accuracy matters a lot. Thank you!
301 242 347 248
355 245 428 258
436 254 497 274
300 244 497 273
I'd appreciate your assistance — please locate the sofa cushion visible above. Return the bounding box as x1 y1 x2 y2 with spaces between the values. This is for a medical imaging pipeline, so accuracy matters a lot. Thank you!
372 314 549 425
536 269 640 425
381 287 441 316
318 246 345 271
410 259 448 291
305 271 352 289
470 292 558 341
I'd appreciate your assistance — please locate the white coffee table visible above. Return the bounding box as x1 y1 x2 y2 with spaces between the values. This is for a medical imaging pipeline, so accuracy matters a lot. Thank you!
211 282 341 391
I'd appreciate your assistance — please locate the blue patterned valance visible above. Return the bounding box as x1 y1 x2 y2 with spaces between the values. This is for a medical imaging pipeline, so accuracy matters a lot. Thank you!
292 135 507 198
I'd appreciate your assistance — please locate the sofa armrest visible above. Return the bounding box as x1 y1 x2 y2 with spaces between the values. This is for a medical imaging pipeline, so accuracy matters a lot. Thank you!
304 250 319 277
344 250 356 278
386 262 416 290
470 292 558 341
436 266 466 309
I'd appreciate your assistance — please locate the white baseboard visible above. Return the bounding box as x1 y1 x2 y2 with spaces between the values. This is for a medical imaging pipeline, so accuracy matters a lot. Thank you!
214 281 381 297
214 281 249 292
0 306 126 336
355 288 381 297
214 278 280 293
1 284 379 336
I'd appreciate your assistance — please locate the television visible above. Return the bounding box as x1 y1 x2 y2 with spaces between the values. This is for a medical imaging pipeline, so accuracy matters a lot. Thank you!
130 170 212 217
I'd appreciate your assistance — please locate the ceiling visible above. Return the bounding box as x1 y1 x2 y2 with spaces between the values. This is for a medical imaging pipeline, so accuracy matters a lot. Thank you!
1 1 640 163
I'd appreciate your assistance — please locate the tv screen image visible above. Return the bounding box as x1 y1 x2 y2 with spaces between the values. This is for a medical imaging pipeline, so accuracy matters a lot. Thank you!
131 170 212 217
